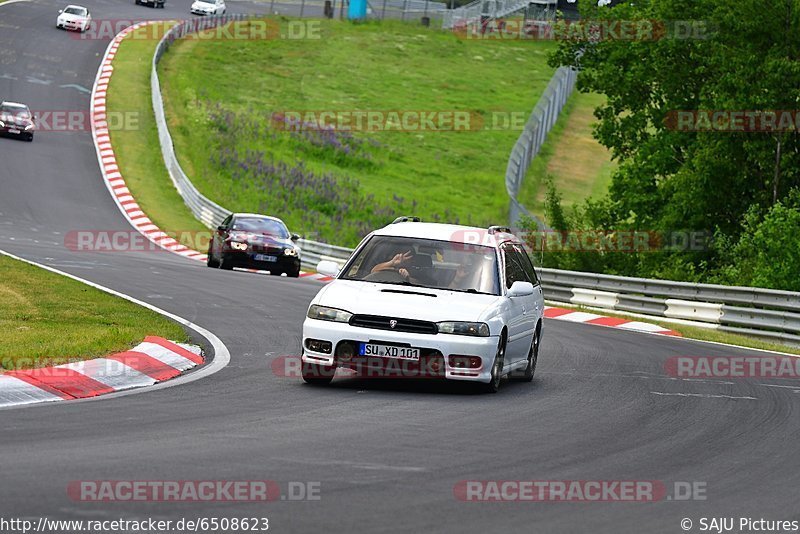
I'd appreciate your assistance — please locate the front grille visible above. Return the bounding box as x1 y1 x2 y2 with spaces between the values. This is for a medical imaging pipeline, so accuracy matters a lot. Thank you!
251 245 282 255
349 315 437 335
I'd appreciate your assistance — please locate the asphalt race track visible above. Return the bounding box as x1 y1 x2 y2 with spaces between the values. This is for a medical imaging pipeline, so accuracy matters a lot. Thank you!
1 2 799 532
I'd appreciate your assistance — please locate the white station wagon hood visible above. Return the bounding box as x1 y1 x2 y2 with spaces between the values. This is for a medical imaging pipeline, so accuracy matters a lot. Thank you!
315 279 500 323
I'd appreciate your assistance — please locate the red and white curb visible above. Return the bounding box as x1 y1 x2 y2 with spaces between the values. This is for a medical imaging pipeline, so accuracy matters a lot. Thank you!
544 306 681 337
0 337 203 408
90 22 332 284
91 23 208 263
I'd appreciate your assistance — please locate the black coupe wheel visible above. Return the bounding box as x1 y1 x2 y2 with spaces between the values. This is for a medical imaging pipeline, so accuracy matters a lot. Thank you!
206 250 219 268
219 253 233 270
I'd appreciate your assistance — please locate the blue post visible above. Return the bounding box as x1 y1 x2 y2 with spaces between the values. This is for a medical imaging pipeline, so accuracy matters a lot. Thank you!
348 0 367 19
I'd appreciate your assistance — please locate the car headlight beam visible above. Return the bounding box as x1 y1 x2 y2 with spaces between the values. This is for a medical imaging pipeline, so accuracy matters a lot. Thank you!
437 321 490 337
307 305 353 323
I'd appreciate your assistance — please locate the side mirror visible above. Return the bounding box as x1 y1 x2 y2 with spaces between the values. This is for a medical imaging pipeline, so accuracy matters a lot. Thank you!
216 225 226 232
58 9 63 12
507 281 534 298
316 260 340 278
290 233 300 242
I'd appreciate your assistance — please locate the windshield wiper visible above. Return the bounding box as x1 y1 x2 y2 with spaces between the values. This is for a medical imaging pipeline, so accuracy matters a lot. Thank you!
448 288 495 295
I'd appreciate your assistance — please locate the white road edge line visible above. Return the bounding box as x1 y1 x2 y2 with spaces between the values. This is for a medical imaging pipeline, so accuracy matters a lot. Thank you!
0 0 33 7
0 249 231 410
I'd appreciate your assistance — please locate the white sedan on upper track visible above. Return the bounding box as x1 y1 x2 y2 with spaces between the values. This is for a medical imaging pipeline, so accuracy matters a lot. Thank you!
301 218 545 393
56 5 92 32
191 0 226 15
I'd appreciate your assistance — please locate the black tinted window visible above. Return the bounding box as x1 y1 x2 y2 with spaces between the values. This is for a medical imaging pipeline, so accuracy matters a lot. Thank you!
514 244 539 285
502 244 528 289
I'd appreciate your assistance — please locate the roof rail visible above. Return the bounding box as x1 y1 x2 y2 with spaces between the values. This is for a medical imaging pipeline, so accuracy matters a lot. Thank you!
391 216 421 224
487 225 512 235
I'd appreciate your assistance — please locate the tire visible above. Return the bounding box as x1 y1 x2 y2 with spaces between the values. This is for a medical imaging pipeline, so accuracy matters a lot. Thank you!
480 333 506 393
26 133 34 142
512 324 539 382
219 253 234 270
302 361 335 385
286 267 300 278
206 251 220 268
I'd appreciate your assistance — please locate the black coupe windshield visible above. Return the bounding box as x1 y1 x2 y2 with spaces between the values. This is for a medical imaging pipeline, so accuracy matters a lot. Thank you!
232 217 290 238
341 235 500 295
0 105 30 119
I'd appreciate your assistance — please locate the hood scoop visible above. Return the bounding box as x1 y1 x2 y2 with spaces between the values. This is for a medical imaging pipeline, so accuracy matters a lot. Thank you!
380 289 437 298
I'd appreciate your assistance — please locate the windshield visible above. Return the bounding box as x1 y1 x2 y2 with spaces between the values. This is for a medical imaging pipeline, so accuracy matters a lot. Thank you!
341 235 500 295
231 217 290 238
0 105 31 119
64 7 87 15
196 0 215 4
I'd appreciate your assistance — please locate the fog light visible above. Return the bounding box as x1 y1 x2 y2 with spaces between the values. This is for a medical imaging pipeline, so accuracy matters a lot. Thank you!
448 355 482 369
336 342 356 362
304 338 332 354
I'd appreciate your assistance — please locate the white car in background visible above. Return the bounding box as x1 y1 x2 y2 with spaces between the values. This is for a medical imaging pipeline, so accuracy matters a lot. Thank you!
56 5 92 32
191 0 226 15
301 218 545 393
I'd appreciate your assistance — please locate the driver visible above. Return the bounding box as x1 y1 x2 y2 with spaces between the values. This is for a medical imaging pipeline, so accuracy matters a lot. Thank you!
369 249 433 285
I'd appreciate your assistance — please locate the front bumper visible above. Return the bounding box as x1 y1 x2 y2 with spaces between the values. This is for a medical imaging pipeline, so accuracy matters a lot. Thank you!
0 125 33 139
302 318 499 382
224 249 300 273
57 19 86 30
191 7 214 14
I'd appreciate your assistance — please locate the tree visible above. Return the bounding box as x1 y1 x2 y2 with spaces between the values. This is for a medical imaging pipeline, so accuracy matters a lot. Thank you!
544 0 800 288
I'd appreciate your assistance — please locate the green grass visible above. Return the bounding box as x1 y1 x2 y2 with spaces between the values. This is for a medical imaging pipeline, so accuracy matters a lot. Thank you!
106 21 209 250
518 91 616 219
157 18 557 245
548 301 800 356
0 254 187 370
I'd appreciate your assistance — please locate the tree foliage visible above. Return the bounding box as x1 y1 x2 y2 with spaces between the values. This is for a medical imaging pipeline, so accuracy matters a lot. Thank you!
537 0 800 289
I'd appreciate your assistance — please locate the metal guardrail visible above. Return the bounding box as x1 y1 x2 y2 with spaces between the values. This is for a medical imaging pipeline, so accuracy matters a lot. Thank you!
149 16 800 346
537 268 800 344
152 16 249 230
505 65 577 230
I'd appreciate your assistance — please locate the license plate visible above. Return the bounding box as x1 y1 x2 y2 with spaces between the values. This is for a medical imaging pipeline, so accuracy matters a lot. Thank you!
9 129 20 134
254 254 277 262
359 343 420 360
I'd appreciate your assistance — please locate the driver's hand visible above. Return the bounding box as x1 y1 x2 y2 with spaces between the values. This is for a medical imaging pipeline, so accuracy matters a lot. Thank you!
398 268 410 279
390 253 405 267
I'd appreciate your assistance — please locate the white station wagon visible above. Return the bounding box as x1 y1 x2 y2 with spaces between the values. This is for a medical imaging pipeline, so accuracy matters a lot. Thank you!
301 218 544 393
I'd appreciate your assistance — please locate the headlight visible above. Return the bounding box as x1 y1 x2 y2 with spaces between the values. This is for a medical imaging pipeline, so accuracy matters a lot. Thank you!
283 247 298 257
437 321 490 337
0 121 4 128
307 305 353 323
230 241 247 251
24 124 33 131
